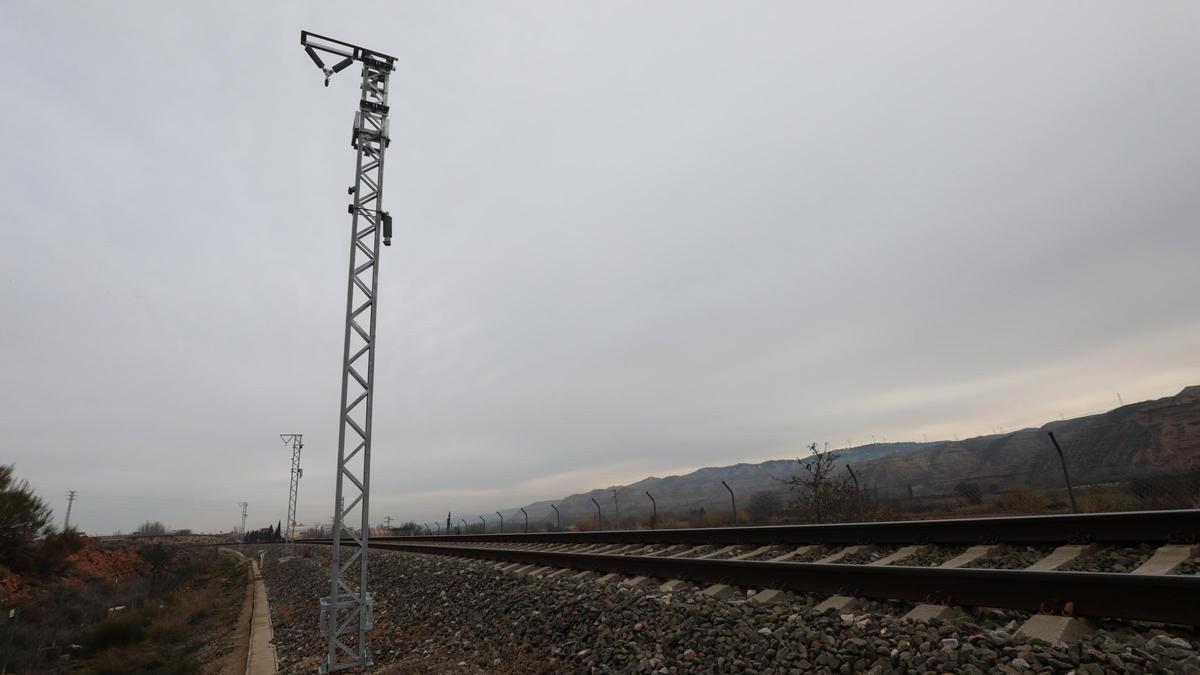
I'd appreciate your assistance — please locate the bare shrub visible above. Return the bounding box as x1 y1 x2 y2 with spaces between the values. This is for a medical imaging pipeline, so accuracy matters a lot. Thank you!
746 491 782 523
779 443 857 523
990 489 1043 514
1125 468 1200 509
954 481 984 505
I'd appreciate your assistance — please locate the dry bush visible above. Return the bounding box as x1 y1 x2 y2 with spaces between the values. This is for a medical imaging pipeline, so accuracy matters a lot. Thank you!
1125 469 1200 509
686 509 744 528
989 489 1044 515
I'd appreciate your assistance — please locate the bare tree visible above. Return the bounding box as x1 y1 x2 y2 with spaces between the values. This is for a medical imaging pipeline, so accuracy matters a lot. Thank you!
779 442 853 523
136 520 169 536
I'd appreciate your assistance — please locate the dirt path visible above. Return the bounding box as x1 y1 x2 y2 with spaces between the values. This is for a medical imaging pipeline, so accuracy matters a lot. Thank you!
246 558 278 674
215 549 254 675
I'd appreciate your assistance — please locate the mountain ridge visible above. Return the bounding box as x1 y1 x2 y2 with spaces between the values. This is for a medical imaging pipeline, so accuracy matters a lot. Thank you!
489 386 1200 529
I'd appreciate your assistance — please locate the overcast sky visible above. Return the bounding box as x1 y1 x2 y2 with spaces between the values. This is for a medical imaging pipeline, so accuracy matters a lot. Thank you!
2 2 1198 535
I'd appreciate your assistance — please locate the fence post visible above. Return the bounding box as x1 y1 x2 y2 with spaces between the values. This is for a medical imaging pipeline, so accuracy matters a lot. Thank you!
1047 432 1079 513
550 504 560 530
645 491 657 529
520 507 529 533
591 498 602 530
496 511 504 533
846 464 865 522
479 515 486 533
721 481 737 526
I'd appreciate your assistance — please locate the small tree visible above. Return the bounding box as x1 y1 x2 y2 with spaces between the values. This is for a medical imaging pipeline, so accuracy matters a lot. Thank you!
779 443 854 524
136 521 169 536
0 465 52 571
0 465 82 574
395 521 423 536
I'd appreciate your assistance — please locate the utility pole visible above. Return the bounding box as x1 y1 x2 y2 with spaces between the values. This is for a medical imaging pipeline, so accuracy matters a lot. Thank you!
280 434 304 555
299 30 397 673
64 490 77 529
238 502 248 549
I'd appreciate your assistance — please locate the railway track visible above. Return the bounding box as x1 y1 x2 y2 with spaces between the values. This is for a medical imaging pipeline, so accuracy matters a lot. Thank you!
310 510 1200 627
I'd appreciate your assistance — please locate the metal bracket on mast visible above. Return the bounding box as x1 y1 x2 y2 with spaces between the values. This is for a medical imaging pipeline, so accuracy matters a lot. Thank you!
300 30 397 673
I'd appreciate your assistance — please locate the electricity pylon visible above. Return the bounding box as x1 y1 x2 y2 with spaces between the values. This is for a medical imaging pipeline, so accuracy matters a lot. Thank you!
238 502 248 550
299 30 397 673
280 434 304 555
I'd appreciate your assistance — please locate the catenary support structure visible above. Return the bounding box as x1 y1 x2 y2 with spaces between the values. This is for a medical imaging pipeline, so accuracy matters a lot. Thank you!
280 434 304 555
299 30 398 673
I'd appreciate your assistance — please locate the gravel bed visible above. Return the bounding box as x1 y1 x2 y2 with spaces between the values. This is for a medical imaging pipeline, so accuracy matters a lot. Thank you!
838 546 899 565
1059 545 1158 573
964 545 1057 570
1173 558 1200 576
675 545 718 558
645 545 690 557
742 548 789 561
893 546 969 567
706 547 754 560
790 545 838 562
263 546 1200 674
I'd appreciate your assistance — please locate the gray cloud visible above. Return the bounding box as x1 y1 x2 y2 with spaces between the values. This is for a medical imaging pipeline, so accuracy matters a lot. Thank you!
2 1 1198 534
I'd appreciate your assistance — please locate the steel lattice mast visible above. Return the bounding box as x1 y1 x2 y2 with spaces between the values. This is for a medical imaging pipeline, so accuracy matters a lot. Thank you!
299 30 397 673
280 434 304 555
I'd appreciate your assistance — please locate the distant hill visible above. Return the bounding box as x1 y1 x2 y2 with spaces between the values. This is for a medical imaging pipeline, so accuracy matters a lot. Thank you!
495 386 1200 529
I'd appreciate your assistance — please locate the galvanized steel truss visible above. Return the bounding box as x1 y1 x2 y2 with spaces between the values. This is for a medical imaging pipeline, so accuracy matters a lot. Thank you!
280 434 303 555
299 30 396 674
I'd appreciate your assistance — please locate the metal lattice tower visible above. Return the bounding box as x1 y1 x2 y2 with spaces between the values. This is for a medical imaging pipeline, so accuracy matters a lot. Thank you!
238 501 248 550
299 30 397 673
280 434 304 555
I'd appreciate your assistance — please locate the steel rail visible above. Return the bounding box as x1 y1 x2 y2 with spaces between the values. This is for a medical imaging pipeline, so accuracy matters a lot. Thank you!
355 540 1200 625
361 509 1200 547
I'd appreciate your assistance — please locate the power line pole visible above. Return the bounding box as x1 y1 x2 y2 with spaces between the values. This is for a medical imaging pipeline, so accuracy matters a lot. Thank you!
299 30 397 673
238 502 248 550
64 491 77 529
280 434 304 555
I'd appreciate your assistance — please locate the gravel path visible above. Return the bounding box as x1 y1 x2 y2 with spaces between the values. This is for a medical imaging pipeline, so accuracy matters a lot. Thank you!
263 546 1200 674
1058 545 1158 573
